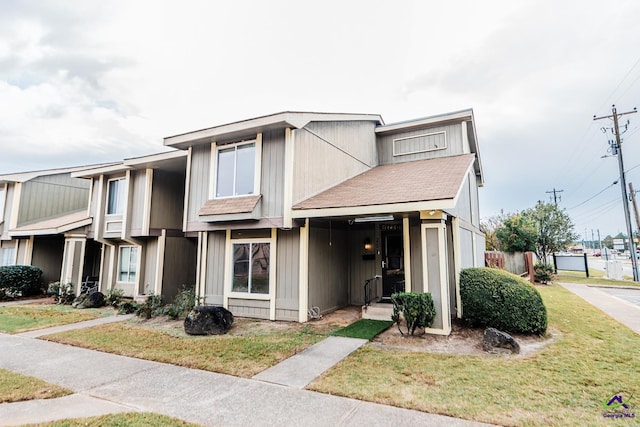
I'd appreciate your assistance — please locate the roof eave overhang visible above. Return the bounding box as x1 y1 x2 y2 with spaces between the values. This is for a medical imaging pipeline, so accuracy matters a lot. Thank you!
71 163 130 178
9 217 92 237
375 109 473 135
291 199 456 219
164 112 384 149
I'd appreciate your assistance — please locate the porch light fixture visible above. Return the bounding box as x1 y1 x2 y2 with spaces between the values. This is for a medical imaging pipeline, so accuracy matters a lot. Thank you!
353 214 394 223
363 237 373 251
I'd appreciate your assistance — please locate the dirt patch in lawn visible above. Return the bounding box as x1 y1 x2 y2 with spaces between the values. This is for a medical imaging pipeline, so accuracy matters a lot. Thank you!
371 320 557 357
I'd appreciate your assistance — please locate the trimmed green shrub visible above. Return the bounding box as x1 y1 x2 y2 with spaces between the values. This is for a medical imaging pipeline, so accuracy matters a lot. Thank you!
104 288 125 308
118 301 139 314
0 265 43 297
534 262 555 284
135 294 164 319
48 281 75 304
460 267 547 335
165 286 201 320
391 292 436 336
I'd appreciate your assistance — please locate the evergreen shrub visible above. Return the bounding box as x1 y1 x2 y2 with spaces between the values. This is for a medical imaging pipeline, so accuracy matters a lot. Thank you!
460 267 547 335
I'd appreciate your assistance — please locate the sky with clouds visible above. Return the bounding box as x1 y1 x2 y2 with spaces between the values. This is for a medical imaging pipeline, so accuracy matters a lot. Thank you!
2 0 640 239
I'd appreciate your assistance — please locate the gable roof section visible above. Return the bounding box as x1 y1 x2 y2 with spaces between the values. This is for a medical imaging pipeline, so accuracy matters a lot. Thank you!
292 154 476 218
164 111 384 149
8 210 92 237
0 163 117 184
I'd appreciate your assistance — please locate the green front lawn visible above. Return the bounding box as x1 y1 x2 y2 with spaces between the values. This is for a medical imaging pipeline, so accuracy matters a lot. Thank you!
0 305 112 334
309 285 640 426
44 319 329 378
0 368 71 403
556 270 640 287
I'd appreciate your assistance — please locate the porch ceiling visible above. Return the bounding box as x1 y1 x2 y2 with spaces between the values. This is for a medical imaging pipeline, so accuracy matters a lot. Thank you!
292 154 475 216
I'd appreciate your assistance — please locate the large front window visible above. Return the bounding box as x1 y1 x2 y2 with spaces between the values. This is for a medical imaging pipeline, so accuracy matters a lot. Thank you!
232 242 270 294
107 178 126 215
216 142 255 198
118 246 138 283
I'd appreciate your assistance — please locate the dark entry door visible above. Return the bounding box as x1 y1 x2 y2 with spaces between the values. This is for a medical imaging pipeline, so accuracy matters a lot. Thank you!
382 230 405 299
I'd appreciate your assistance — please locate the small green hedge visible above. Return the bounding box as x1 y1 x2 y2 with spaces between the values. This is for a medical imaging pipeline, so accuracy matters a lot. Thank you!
460 267 547 335
0 265 43 297
391 292 436 336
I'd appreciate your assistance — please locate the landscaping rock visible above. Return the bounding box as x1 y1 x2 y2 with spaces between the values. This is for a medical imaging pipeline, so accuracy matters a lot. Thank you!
482 327 520 354
72 291 106 309
184 306 234 335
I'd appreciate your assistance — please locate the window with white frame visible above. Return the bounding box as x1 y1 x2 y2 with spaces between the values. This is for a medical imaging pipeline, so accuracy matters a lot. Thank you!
107 178 126 215
0 247 16 266
216 141 256 198
118 246 138 283
232 242 270 294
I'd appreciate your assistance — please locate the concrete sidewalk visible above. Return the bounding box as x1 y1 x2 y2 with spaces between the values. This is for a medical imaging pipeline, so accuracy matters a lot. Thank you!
0 303 489 426
0 333 491 426
561 283 640 334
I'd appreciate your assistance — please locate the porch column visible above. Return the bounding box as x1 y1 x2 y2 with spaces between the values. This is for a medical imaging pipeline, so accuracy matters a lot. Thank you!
298 219 309 322
421 220 452 335
402 216 412 292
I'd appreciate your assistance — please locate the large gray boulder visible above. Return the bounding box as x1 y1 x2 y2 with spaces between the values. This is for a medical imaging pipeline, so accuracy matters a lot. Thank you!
184 306 234 335
483 327 520 354
72 291 106 309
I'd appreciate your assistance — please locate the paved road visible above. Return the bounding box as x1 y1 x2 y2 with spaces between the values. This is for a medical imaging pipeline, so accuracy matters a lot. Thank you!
595 286 640 308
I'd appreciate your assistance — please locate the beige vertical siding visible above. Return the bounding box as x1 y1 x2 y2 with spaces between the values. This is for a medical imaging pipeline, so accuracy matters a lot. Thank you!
261 130 285 219
377 123 464 165
150 170 185 231
162 236 197 302
143 238 158 295
292 121 377 204
204 231 226 305
348 227 379 305
187 145 211 226
18 174 90 225
31 236 64 284
459 228 474 269
275 229 299 321
228 298 269 319
129 170 147 232
409 221 424 293
308 223 348 314
423 226 443 330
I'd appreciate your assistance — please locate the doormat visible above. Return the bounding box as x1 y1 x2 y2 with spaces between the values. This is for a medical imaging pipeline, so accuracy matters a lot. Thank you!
331 319 394 340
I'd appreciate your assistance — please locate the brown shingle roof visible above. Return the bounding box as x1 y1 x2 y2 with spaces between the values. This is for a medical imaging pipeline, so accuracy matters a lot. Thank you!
9 210 91 236
293 154 476 210
199 195 262 216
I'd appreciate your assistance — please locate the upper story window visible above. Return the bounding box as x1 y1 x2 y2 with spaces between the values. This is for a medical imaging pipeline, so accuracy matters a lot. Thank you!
107 178 125 215
215 141 256 198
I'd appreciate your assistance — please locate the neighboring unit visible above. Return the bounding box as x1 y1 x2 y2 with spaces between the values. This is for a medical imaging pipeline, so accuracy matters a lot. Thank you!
0 166 93 285
70 151 196 300
165 110 484 335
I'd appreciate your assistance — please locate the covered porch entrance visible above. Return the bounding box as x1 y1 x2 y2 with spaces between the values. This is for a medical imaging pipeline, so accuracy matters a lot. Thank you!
305 211 458 335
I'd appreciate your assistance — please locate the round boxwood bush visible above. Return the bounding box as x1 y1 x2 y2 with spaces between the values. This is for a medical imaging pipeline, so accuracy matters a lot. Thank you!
460 267 547 335
0 265 43 297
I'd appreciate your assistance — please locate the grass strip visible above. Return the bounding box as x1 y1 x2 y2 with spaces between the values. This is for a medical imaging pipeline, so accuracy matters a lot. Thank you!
0 368 71 403
332 319 393 340
24 412 200 426
0 305 110 334
556 270 639 286
309 285 640 426
44 322 327 378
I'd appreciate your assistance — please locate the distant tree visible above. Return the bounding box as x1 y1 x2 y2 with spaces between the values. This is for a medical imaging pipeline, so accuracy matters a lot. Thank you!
602 235 613 249
480 212 507 251
522 202 579 263
495 214 537 253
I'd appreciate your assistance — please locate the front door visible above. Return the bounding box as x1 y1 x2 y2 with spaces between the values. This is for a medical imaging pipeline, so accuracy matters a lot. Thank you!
381 229 405 299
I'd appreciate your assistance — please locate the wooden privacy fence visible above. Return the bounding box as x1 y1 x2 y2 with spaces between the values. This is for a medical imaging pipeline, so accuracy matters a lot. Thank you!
485 251 535 283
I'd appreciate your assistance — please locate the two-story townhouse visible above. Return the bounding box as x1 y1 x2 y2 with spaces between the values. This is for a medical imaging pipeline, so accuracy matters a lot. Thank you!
69 150 196 300
0 166 94 285
165 110 484 335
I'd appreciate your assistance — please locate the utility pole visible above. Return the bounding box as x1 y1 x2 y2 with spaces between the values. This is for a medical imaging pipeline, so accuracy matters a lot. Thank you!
594 105 639 281
546 188 563 206
629 182 640 234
